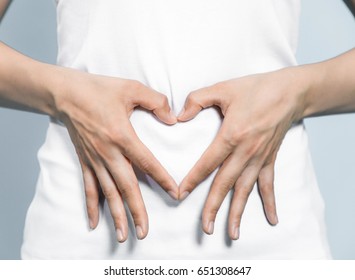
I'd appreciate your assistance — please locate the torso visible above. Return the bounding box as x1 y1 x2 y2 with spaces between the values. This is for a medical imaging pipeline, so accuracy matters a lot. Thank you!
21 0 331 259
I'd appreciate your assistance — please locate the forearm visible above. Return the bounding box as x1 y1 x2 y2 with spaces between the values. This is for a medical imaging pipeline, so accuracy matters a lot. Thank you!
0 41 59 117
0 0 11 21
302 48 355 118
344 0 355 17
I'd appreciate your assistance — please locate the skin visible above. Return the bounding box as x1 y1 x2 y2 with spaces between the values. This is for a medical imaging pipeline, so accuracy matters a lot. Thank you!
0 42 179 242
1 2 355 242
0 0 11 21
178 49 355 239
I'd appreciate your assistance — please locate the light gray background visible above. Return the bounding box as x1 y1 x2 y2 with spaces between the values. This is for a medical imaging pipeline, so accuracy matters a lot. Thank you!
0 0 354 259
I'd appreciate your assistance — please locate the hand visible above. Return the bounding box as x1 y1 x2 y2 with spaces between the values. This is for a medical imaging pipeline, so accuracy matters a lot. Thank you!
53 68 178 242
178 67 308 240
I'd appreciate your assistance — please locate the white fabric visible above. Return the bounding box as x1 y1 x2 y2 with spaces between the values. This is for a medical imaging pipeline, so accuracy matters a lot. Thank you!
21 0 331 259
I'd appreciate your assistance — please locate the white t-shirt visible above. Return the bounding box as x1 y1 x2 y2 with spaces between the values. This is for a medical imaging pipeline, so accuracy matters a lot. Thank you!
21 0 331 259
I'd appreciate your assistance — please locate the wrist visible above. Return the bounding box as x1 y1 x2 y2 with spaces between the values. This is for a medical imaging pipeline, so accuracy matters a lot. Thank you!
31 61 63 118
297 63 327 119
272 65 314 123
39 63 77 120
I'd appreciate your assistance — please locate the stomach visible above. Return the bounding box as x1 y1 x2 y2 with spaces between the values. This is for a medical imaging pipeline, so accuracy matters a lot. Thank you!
21 119 331 259
22 0 331 260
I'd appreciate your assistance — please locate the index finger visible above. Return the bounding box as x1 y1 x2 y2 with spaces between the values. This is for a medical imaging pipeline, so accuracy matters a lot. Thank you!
179 133 232 200
120 124 179 200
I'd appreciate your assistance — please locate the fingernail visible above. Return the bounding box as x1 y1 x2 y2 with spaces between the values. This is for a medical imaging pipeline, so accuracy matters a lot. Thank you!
89 219 95 230
116 229 125 243
232 226 240 240
136 226 144 240
207 221 214 235
180 191 190 201
177 108 185 119
268 212 279 225
273 213 279 225
168 191 178 200
169 110 177 122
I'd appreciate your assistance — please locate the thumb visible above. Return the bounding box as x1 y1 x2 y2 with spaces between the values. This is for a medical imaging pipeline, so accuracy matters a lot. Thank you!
133 83 177 125
178 85 221 122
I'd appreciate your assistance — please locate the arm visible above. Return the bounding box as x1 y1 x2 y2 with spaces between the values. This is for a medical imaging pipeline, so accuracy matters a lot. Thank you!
0 41 179 241
303 48 355 117
0 0 11 22
0 42 57 115
178 48 355 239
344 0 355 17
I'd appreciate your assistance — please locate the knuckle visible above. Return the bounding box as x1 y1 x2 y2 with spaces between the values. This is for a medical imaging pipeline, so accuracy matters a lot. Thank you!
224 130 265 158
109 126 131 147
89 138 112 162
186 92 200 106
231 128 249 144
118 186 131 200
203 162 218 176
219 131 235 148
220 128 247 148
260 181 273 192
118 181 137 200
214 178 234 194
86 202 98 214
90 136 103 153
213 81 227 94
85 186 97 198
239 187 253 199
102 188 117 200
229 132 241 147
204 166 217 178
138 157 154 174
125 79 142 93
117 80 142 105
222 125 265 151
90 136 115 161
235 183 253 199
245 143 261 157
156 94 169 109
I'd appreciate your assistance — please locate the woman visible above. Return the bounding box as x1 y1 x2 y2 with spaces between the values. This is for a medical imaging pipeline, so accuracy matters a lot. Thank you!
0 0 354 259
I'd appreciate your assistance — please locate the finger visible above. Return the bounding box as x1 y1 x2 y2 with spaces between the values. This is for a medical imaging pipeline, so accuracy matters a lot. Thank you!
91 161 129 243
228 164 261 240
81 162 100 230
69 132 101 230
201 151 247 234
107 152 149 240
121 125 179 200
178 85 223 122
179 134 232 200
132 82 177 125
257 157 278 225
